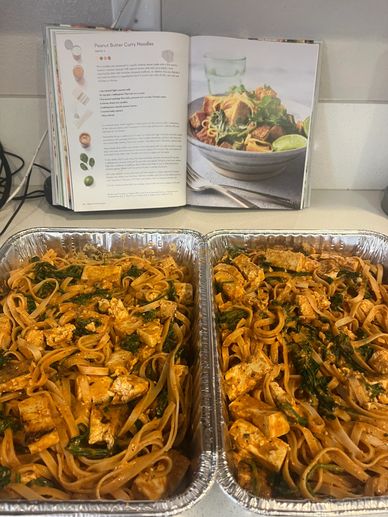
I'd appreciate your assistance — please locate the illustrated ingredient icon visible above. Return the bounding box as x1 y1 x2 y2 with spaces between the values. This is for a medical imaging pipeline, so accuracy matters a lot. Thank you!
79 133 91 148
80 153 95 171
73 65 84 82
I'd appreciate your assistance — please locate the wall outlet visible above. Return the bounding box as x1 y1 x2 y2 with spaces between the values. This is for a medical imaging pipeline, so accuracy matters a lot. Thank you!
111 0 161 30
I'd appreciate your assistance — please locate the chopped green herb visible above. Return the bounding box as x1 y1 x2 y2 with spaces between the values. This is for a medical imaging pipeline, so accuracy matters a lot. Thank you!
57 265 83 279
28 477 56 488
74 317 101 337
37 281 56 298
33 262 83 283
163 322 176 353
175 344 190 364
0 413 20 435
66 425 114 458
366 382 384 400
218 308 248 331
33 262 57 282
290 341 336 418
269 471 298 498
358 344 374 361
277 401 308 426
214 280 234 294
26 295 36 313
134 419 143 431
0 466 11 488
338 269 361 280
332 333 368 373
0 351 10 368
166 280 176 301
126 265 144 278
138 309 157 322
226 246 246 259
71 288 110 305
120 333 141 353
330 293 343 311
145 363 158 381
155 388 168 418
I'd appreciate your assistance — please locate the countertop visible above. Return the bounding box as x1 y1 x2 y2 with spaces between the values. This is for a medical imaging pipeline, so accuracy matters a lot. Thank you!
0 188 387 516
1 190 387 245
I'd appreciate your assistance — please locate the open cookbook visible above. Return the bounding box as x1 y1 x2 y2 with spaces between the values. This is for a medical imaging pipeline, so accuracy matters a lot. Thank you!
44 26 320 212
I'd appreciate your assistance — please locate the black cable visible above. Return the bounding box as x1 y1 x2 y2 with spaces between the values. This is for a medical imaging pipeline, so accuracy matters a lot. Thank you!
14 191 45 201
0 146 51 237
0 166 33 238
4 151 25 175
33 163 51 175
0 143 13 209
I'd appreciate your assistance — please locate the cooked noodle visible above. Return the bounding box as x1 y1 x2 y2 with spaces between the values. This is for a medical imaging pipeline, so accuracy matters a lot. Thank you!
213 246 388 500
0 248 194 500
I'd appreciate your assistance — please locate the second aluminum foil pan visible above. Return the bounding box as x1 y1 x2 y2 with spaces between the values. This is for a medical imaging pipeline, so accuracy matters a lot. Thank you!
206 229 388 516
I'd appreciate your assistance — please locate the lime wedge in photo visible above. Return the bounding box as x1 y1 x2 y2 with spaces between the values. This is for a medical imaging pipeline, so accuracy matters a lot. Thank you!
303 116 310 137
272 134 308 152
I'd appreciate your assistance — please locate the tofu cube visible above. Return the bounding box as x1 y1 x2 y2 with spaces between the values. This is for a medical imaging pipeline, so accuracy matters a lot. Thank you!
158 300 177 319
89 406 124 449
18 394 60 453
44 323 75 348
296 294 315 321
18 394 55 436
224 351 272 401
89 376 112 404
138 321 163 347
265 249 318 272
109 374 149 404
229 394 290 438
233 254 265 288
81 265 122 285
28 429 60 454
229 419 289 472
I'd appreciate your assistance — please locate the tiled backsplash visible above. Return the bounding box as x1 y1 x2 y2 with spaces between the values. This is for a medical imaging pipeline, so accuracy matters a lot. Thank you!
0 0 387 190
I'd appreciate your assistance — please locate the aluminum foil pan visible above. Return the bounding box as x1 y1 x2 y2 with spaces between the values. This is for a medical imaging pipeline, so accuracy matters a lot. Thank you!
0 227 216 516
206 229 388 516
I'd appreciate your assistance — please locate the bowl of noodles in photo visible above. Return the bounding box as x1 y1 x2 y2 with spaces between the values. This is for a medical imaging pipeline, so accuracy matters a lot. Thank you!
188 85 309 181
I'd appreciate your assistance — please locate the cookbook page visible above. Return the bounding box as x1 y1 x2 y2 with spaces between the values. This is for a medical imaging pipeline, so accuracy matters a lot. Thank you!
187 35 320 210
51 27 189 211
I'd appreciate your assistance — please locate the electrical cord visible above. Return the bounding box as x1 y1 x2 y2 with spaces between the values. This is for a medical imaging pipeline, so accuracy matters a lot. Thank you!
4 151 25 176
33 163 51 175
0 165 33 237
4 130 47 206
0 146 49 238
0 143 13 210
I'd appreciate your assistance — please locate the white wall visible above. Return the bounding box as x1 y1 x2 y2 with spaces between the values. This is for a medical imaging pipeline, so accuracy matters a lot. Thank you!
0 0 387 189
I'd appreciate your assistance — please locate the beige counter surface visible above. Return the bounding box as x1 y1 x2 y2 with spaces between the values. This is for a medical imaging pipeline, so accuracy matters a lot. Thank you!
0 190 387 245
